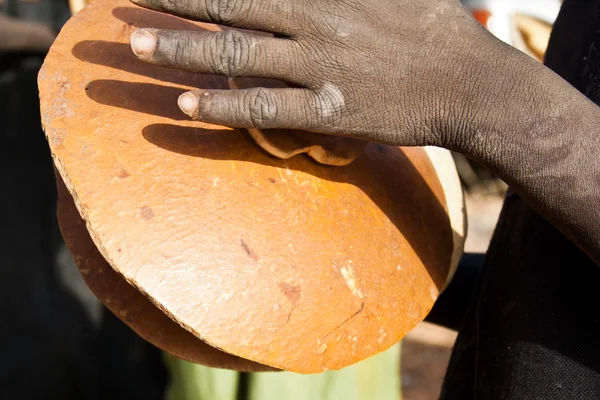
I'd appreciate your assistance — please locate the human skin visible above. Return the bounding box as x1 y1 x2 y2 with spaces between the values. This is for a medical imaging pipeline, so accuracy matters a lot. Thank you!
128 0 600 265
0 14 55 52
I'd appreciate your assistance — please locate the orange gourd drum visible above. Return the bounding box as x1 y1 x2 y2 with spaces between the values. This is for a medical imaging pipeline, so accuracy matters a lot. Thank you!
39 0 465 373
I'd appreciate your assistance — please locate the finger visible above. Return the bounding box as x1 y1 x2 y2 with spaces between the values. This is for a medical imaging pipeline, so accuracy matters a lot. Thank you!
177 86 346 132
130 29 296 80
129 0 298 36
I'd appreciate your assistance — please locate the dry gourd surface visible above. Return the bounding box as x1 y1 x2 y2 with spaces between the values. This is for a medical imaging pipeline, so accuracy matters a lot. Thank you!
40 0 460 373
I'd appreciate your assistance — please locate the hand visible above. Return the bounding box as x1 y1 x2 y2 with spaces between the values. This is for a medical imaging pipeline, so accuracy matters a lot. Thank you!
127 1 600 266
128 0 511 148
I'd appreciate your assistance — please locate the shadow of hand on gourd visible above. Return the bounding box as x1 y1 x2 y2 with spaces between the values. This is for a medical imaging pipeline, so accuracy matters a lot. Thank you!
72 6 457 293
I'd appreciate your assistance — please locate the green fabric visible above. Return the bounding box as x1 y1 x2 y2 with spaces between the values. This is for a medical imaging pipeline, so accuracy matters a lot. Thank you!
165 356 239 400
165 343 401 400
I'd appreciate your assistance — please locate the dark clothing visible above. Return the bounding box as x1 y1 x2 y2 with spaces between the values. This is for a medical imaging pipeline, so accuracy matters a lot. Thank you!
426 253 483 332
440 1 600 398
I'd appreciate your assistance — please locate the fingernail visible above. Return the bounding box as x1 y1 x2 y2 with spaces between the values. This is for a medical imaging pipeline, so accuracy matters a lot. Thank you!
178 92 198 115
130 29 156 56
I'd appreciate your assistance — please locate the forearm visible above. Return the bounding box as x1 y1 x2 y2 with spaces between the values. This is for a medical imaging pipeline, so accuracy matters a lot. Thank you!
0 15 55 52
456 46 600 264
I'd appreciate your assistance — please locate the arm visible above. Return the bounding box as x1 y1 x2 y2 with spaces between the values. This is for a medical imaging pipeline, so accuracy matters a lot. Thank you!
445 41 600 264
0 14 55 52
125 0 600 263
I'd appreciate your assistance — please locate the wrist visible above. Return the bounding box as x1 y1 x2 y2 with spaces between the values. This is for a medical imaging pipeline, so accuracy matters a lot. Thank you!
455 44 600 181
453 52 600 262
437 40 551 157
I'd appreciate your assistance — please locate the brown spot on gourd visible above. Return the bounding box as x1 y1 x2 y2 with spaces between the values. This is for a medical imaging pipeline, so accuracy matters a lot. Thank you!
269 178 276 183
116 168 130 179
140 206 154 220
278 282 301 306
240 239 259 261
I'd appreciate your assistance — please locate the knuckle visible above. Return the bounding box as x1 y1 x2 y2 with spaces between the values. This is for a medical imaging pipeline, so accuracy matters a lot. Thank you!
206 0 248 25
313 83 346 125
212 31 256 76
312 1 361 40
245 88 279 128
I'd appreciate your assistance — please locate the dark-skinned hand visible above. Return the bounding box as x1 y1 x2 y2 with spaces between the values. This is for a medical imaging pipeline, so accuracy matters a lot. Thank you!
128 0 600 266
128 0 510 147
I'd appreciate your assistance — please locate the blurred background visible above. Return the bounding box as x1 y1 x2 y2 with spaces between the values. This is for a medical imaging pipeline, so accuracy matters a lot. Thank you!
0 0 561 399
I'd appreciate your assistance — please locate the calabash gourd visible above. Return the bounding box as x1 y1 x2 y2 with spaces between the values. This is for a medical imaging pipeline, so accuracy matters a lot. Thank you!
39 0 466 373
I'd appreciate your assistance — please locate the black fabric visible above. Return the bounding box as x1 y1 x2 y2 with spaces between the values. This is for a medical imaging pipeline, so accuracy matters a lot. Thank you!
426 253 483 332
441 1 600 399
